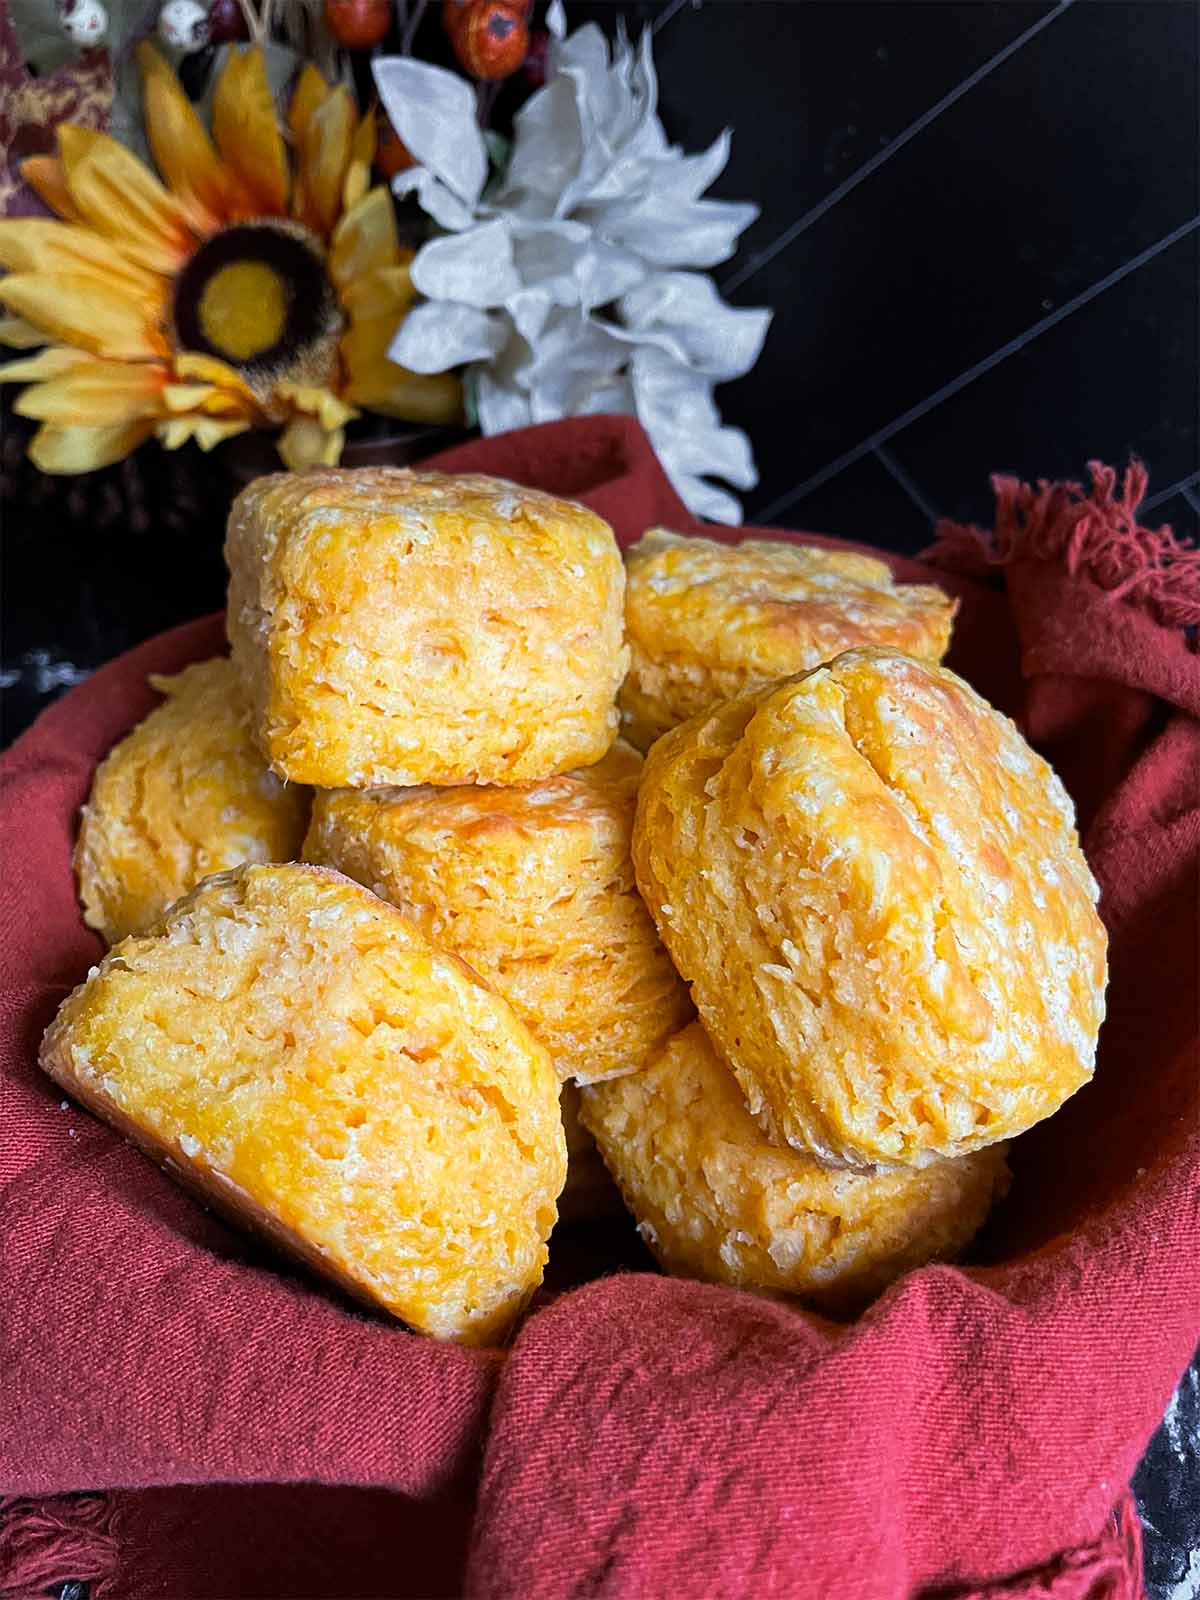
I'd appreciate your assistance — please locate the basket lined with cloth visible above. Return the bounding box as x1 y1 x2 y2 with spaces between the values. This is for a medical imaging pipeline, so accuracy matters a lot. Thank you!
1 416 1197 1599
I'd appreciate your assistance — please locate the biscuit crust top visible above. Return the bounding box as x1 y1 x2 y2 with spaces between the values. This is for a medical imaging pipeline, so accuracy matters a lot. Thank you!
634 649 1107 1168
225 467 628 788
74 657 309 945
621 528 957 746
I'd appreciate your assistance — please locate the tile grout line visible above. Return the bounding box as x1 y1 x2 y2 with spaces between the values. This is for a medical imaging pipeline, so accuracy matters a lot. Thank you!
721 0 1075 298
872 444 942 525
751 214 1200 526
1142 468 1200 514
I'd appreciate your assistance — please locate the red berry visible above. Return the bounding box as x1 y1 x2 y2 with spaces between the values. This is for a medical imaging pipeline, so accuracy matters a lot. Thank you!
446 0 527 81
324 0 391 49
207 0 248 42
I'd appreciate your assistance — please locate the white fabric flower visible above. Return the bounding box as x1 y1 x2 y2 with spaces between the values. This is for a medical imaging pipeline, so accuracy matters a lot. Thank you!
373 16 771 522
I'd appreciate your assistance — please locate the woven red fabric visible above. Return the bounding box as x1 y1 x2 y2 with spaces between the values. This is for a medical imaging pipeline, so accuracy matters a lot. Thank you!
1 418 1197 1600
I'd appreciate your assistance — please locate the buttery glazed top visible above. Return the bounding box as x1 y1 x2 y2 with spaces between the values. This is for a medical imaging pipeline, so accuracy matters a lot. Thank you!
633 648 1108 1168
625 527 956 677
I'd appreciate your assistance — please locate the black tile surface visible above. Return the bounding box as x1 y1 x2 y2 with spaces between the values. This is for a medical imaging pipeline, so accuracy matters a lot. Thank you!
651 0 1061 271
0 402 233 744
1135 1352 1200 1600
1152 489 1200 546
878 226 1200 530
708 0 1198 518
753 445 936 553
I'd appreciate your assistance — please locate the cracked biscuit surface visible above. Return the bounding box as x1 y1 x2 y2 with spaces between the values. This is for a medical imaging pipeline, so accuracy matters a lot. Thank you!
303 742 692 1086
41 862 566 1344
633 649 1107 1169
75 657 310 945
620 527 957 749
581 1023 1010 1311
226 468 628 787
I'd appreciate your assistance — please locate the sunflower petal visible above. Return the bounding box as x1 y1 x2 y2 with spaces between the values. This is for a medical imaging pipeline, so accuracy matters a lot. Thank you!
277 415 345 470
274 382 357 431
287 65 330 227
0 219 164 304
0 347 95 383
338 263 416 322
162 381 255 416
288 63 330 144
137 42 231 225
29 419 156 474
157 415 251 451
0 317 49 349
21 156 82 221
162 383 216 410
298 85 355 238
340 322 463 423
342 104 377 216
15 362 167 426
329 187 401 291
212 47 289 215
171 351 263 411
58 125 200 275
0 272 168 361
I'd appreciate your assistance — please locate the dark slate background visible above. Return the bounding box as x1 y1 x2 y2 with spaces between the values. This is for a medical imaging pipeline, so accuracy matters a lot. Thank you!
3 1 1197 1593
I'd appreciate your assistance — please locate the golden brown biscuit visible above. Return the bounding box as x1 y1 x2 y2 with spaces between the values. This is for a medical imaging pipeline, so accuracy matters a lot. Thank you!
580 1023 1010 1312
633 649 1107 1169
226 468 628 787
303 742 692 1085
75 658 310 945
41 862 566 1345
620 527 957 749
557 1082 624 1225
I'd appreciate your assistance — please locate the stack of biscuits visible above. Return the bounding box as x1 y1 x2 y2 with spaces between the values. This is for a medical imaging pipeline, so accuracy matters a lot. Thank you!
41 470 1107 1344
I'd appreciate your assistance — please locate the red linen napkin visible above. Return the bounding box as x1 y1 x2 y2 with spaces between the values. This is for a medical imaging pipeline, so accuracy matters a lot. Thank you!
1 418 1197 1600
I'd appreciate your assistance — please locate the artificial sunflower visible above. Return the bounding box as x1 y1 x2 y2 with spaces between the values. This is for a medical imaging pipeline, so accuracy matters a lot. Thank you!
0 43 461 474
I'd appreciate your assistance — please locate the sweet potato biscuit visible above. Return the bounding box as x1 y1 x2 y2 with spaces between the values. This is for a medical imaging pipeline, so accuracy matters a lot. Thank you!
226 468 628 787
41 862 566 1344
620 527 957 749
558 1082 624 1225
580 1023 1009 1311
633 649 1107 1169
303 742 692 1086
75 657 310 945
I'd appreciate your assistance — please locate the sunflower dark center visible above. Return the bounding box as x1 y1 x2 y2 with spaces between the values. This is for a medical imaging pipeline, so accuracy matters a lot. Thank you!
173 221 336 375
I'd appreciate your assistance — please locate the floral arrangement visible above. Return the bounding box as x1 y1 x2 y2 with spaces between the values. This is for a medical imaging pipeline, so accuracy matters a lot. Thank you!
376 3 771 520
0 0 770 515
0 0 458 473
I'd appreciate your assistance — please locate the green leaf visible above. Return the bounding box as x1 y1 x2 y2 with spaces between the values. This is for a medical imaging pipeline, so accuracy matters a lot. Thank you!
461 368 479 430
483 129 511 176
